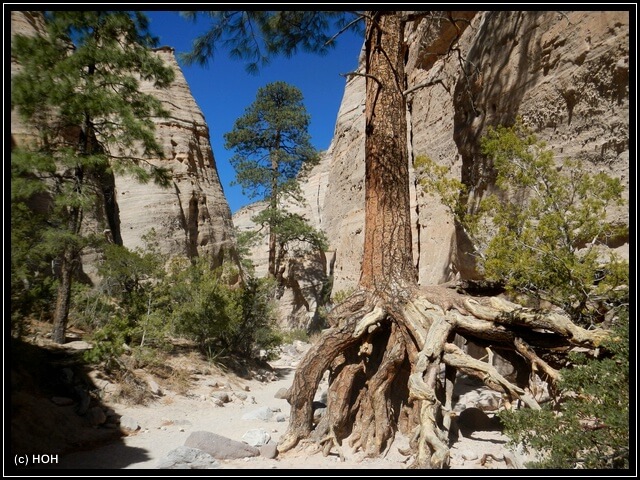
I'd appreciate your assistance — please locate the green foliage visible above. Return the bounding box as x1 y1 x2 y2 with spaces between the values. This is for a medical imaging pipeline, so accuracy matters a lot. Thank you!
228 276 282 357
499 309 629 469
83 315 131 367
10 197 56 335
224 81 319 203
253 208 328 254
331 288 356 305
12 11 174 171
225 81 327 278
417 120 629 323
168 258 241 352
11 11 175 340
419 122 629 469
81 246 281 367
169 260 280 358
279 328 311 344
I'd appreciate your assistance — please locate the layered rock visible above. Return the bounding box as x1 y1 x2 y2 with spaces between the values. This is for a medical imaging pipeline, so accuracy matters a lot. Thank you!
117 46 237 268
317 10 629 292
236 11 629 329
11 12 238 281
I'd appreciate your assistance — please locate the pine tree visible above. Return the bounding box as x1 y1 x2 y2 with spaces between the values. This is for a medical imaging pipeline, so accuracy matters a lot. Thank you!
224 81 325 282
11 11 175 343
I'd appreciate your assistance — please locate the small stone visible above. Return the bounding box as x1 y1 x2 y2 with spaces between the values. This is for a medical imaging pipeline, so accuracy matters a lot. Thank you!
461 450 478 461
211 392 230 403
259 442 278 459
120 415 140 432
242 428 271 447
241 406 273 421
85 406 107 426
274 388 289 399
64 340 93 350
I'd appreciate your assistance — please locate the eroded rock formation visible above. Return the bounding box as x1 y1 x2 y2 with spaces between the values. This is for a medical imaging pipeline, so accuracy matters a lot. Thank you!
238 10 629 328
11 11 238 282
117 46 237 268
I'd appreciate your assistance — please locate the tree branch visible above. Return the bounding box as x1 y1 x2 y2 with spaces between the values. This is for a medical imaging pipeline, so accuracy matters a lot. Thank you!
324 14 365 47
340 71 383 87
403 78 447 96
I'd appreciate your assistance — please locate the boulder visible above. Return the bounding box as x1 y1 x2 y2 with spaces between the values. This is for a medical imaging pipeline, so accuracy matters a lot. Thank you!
184 431 260 460
157 446 220 469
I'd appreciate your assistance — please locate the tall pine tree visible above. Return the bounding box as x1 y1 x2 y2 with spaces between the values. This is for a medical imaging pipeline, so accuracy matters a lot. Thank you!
224 81 325 283
11 11 175 343
181 10 624 467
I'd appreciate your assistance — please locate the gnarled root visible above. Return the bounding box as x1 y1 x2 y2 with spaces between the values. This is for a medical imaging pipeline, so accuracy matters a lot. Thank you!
278 285 610 468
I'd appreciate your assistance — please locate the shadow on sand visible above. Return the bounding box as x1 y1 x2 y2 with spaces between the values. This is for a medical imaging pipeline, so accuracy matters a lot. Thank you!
9 338 151 472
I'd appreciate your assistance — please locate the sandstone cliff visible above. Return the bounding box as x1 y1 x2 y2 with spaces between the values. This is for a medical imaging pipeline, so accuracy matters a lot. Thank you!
11 11 238 281
235 11 629 328
319 10 629 291
117 46 237 268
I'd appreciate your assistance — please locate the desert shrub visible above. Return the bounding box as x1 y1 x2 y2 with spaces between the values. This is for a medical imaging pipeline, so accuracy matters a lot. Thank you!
417 119 628 325
168 258 241 353
418 119 629 468
280 328 310 344
83 315 132 368
499 308 629 469
220 276 281 358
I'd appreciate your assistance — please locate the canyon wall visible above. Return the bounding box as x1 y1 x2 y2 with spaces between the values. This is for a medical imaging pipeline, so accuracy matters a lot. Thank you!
11 11 238 283
235 10 629 328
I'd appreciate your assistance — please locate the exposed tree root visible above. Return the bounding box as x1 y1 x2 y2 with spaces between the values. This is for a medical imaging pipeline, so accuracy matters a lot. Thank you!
278 285 609 468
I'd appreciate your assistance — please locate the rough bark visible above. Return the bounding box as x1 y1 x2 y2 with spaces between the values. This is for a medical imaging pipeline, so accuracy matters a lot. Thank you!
51 251 73 344
52 202 82 344
278 10 611 469
359 11 414 298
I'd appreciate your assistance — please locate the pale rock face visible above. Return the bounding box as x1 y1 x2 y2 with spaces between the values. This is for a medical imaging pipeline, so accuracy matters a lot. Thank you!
251 10 630 326
117 47 237 268
447 11 629 277
308 10 629 293
10 11 48 145
11 12 238 283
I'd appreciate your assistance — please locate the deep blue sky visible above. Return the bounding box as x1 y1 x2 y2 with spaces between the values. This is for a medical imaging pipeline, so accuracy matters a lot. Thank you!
145 11 364 214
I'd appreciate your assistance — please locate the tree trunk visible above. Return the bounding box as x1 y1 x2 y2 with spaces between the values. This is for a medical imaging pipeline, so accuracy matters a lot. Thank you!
51 248 75 344
268 135 281 279
360 12 414 298
268 226 277 278
278 10 610 469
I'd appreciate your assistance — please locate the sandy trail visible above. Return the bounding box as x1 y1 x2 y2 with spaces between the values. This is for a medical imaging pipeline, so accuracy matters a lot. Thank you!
49 345 531 471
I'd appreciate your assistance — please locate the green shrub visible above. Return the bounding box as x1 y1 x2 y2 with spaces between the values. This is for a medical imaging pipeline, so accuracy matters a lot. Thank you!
169 259 241 352
417 119 629 325
499 308 629 469
83 315 132 367
224 276 281 358
280 328 310 344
